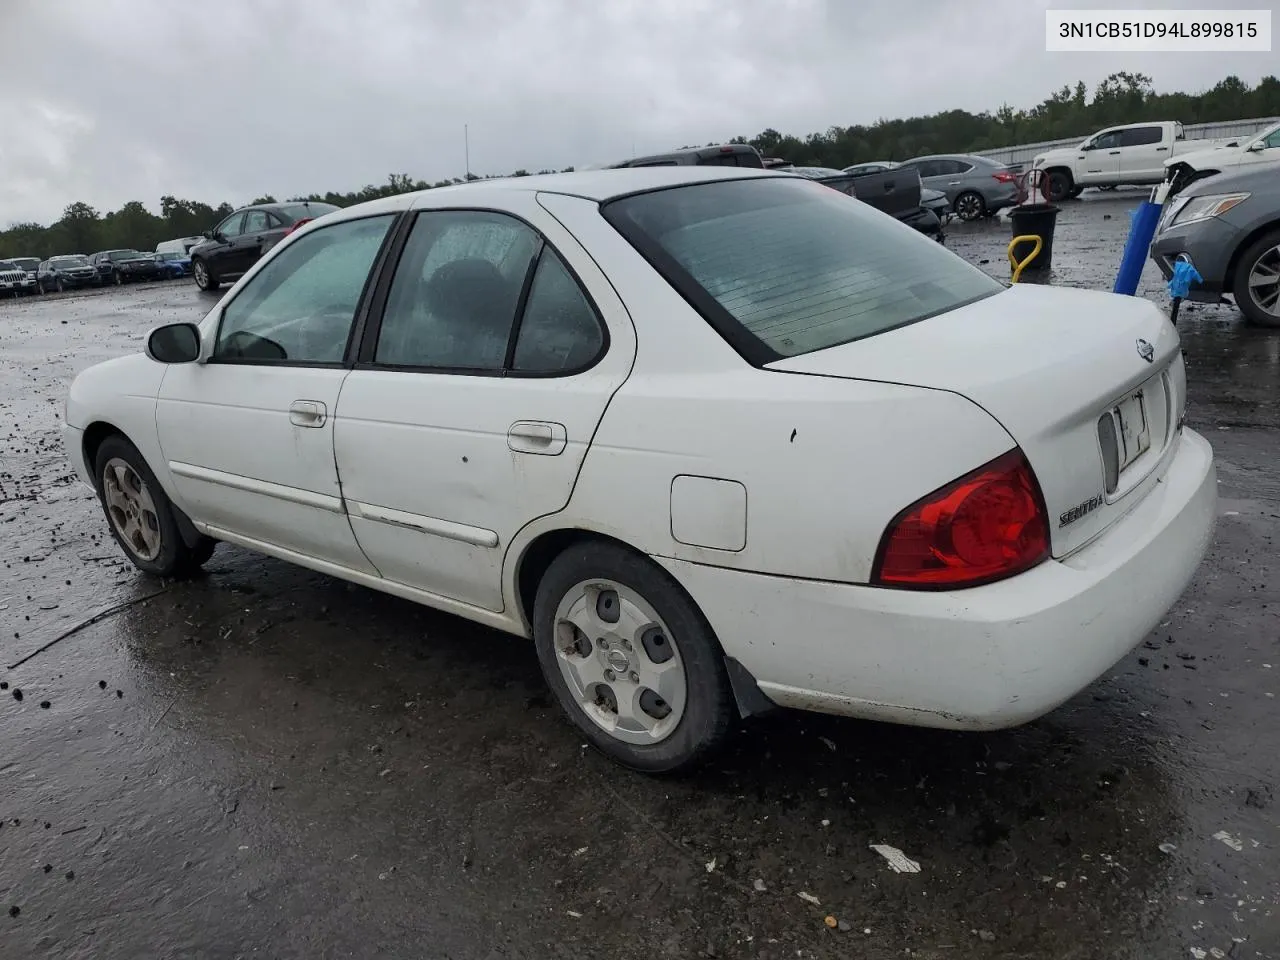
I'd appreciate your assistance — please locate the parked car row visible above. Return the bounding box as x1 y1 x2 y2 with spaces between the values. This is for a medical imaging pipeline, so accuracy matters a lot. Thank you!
0 250 202 295
842 155 1020 221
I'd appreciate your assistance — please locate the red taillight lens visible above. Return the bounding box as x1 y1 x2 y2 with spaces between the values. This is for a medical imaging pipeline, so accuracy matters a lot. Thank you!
283 217 314 237
872 449 1049 589
993 171 1017 183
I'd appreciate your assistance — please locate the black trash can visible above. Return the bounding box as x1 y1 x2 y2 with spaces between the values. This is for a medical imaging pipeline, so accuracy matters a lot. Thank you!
1008 203 1060 274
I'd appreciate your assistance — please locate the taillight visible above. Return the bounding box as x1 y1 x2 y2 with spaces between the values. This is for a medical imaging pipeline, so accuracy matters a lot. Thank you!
993 171 1017 183
872 449 1049 590
283 217 314 237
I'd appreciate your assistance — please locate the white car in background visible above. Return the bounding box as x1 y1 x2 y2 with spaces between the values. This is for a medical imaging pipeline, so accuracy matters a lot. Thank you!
63 167 1217 773
1165 119 1280 195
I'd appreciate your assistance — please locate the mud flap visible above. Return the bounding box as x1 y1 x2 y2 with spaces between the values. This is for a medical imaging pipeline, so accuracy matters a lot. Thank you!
171 503 207 549
724 656 778 719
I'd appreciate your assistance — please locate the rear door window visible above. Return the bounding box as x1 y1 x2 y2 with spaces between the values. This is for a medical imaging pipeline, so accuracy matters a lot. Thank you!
604 177 1001 362
1120 126 1163 147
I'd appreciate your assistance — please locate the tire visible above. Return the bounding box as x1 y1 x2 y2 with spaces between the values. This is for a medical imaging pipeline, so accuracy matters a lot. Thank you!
1232 229 1280 328
192 258 220 292
113 272 122 286
56 278 66 293
532 541 736 774
1046 169 1074 203
953 191 986 222
93 435 216 578
1068 186 1085 199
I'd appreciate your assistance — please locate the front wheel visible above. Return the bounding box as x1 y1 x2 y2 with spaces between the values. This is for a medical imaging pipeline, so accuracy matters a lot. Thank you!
192 258 220 292
113 272 122 286
94 435 216 578
953 191 986 222
1233 229 1280 328
1046 170 1074 203
532 541 736 774
56 278 66 293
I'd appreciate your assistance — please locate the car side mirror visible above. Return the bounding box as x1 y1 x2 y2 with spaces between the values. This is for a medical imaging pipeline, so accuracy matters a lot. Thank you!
146 323 202 364
1247 140 1265 152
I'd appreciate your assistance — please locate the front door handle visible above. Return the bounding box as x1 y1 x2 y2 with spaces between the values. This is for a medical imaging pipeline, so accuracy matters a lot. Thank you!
508 420 567 456
289 399 327 428
1108 150 1121 155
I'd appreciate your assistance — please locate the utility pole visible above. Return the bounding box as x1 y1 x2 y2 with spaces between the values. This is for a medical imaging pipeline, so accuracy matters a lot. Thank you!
464 124 471 179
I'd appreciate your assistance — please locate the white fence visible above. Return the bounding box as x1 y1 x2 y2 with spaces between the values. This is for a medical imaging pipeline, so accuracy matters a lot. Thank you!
976 116 1279 171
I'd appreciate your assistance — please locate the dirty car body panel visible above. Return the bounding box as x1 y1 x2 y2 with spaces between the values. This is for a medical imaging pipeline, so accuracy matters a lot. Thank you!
64 167 1216 769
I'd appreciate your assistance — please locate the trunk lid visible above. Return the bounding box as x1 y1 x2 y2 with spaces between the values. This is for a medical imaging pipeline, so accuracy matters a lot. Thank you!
768 283 1185 558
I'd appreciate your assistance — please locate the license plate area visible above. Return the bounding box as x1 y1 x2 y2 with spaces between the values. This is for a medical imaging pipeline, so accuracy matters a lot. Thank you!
1113 390 1151 472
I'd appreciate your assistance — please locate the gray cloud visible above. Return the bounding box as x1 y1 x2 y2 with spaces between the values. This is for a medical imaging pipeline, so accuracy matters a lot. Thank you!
1 0 1274 225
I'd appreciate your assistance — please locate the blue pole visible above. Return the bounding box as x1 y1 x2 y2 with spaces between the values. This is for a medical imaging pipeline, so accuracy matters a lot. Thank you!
1113 200 1163 296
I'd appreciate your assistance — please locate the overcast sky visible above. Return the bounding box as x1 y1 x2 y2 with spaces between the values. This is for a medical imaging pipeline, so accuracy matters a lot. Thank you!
0 0 1274 226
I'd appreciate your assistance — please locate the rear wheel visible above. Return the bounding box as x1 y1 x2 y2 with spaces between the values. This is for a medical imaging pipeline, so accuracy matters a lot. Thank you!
953 191 986 221
94 435 216 578
192 258 220 292
1233 229 1280 328
1046 170 1074 203
532 541 735 774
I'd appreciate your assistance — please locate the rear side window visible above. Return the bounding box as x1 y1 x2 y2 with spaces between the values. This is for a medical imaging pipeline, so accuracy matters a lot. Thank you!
1120 126 1164 147
604 178 1002 362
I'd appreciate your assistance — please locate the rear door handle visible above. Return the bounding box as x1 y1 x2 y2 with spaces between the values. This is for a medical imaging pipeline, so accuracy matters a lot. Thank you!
1156 146 1168 151
289 399 327 427
1108 150 1121 155
947 180 961 185
508 420 567 456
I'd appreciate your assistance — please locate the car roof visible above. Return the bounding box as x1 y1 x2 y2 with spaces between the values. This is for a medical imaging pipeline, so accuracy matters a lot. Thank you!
904 153 999 164
240 200 339 212
320 167 787 223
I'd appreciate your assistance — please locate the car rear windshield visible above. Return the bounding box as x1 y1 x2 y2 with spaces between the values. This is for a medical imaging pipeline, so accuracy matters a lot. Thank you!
602 177 1003 361
278 202 339 222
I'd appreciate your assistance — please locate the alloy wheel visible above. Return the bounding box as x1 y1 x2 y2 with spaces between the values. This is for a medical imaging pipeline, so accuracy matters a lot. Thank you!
1247 244 1280 318
102 458 162 561
552 579 688 745
955 193 984 221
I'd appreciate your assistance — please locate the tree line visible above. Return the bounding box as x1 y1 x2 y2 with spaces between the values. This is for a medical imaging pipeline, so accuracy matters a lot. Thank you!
3 72 1277 260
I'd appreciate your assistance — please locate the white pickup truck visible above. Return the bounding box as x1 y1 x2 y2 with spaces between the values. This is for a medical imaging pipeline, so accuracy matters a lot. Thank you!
1164 119 1280 195
1031 121 1233 202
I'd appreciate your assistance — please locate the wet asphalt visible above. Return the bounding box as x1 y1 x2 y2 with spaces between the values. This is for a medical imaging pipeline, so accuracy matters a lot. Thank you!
1 192 1277 960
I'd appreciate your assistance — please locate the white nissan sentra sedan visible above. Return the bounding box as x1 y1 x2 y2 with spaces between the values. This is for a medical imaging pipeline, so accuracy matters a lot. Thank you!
64 167 1217 773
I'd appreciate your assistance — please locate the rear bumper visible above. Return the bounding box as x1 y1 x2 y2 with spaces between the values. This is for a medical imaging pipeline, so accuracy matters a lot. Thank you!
657 427 1216 730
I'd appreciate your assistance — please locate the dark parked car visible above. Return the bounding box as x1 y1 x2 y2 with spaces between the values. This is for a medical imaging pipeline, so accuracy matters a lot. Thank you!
153 251 192 278
189 201 340 292
604 144 766 169
897 154 1020 221
37 255 100 292
1151 161 1280 327
89 249 163 284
